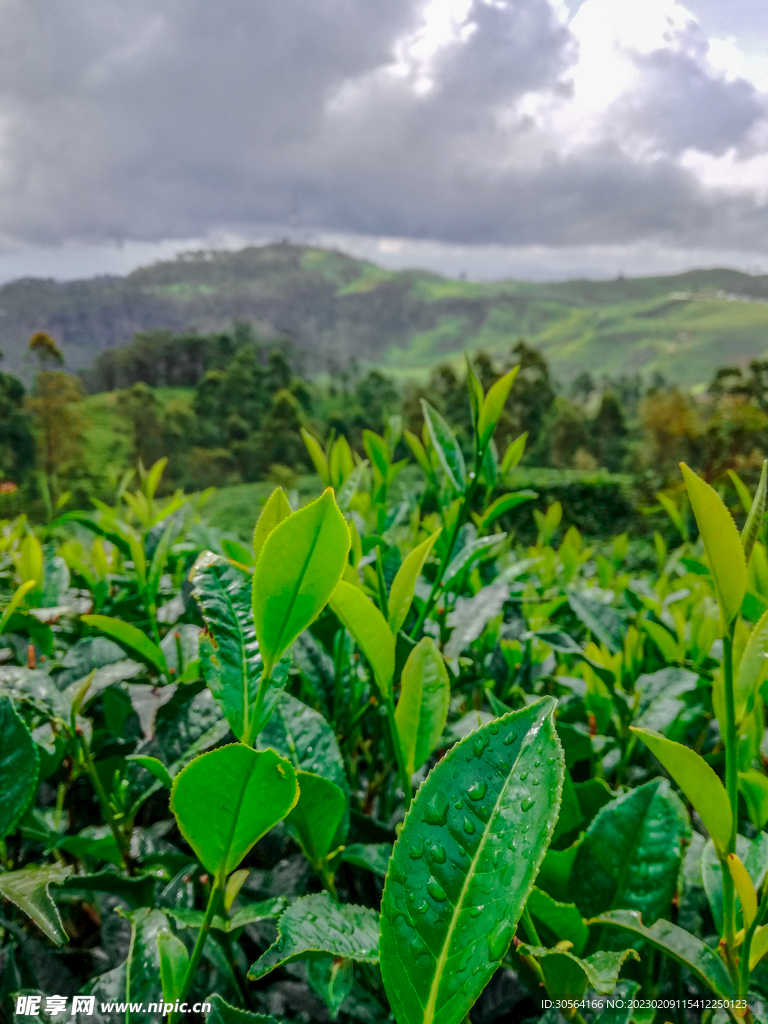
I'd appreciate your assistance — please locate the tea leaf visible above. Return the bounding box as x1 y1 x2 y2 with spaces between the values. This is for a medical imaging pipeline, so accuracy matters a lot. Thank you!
594 910 734 1000
287 771 347 870
206 994 282 1024
571 779 690 923
82 614 168 676
171 744 298 885
330 580 395 699
477 366 519 446
253 488 292 567
741 459 767 564
157 929 189 1002
301 428 330 486
388 530 441 634
519 945 638 1000
0 696 39 840
680 462 746 626
734 604 768 721
379 698 563 1024
421 400 466 493
0 864 72 944
394 637 450 775
249 893 379 980
630 727 731 855
253 489 350 678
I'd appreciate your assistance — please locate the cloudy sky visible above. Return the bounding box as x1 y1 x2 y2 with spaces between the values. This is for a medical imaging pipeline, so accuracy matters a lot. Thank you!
0 0 766 283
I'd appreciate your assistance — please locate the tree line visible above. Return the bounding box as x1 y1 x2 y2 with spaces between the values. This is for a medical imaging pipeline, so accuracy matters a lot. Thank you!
3 322 768 513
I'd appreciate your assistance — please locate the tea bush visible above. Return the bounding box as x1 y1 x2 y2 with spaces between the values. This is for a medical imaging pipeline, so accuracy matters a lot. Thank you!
3 363 768 1024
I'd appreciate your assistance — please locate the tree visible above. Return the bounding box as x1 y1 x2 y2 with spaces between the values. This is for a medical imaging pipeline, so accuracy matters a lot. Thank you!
0 369 35 483
591 391 628 472
26 333 84 494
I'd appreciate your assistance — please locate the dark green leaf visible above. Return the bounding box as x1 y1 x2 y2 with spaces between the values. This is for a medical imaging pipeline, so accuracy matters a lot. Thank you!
0 864 72 944
421 400 466 493
206 993 284 1024
379 698 564 1024
519 944 638 1000
81 614 168 676
0 696 39 839
249 893 379 980
286 771 347 870
567 593 625 654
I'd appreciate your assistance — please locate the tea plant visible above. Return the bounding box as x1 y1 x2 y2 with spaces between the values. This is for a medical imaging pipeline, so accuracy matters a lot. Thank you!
3 363 768 1024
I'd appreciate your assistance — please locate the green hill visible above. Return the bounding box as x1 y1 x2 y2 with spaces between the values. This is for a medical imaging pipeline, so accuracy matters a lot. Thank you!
2 243 768 385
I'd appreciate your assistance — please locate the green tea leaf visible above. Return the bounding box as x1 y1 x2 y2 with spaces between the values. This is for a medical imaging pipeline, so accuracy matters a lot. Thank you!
519 945 638 1000
286 771 347 870
501 432 527 475
741 459 767 564
404 429 434 479
740 771 768 829
477 366 519 446
571 779 689 925
157 929 189 1002
735 604 768 721
680 462 746 626
479 491 537 530
0 579 36 633
421 400 466 493
206 994 283 1024
388 530 441 634
249 893 379 980
81 614 168 676
0 864 72 944
394 637 450 775
253 489 350 678
379 698 564 1024
630 727 731 855
330 580 395 699
567 592 625 654
253 488 292 567
171 744 298 885
593 909 735 1000
526 887 589 956
0 696 39 839
192 555 291 744
341 843 392 877
363 429 390 476
301 428 330 486
126 755 173 789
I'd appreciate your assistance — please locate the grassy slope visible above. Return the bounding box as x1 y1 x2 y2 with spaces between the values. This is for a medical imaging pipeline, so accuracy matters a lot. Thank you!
5 243 768 387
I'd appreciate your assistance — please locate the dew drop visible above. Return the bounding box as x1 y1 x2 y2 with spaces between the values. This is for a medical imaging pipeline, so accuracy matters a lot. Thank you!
503 730 518 746
468 781 487 801
463 817 476 835
489 721 499 735
519 768 529 782
453 796 464 809
409 842 424 859
521 797 536 812
430 842 447 864
427 878 448 902
532 778 540 786
469 905 484 918
473 734 490 757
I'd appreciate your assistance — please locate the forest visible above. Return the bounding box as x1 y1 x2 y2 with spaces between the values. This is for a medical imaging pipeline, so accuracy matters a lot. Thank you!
3 328 768 1023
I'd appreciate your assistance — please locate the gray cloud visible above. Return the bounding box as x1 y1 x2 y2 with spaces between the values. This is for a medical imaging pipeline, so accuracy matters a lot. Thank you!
0 0 766 257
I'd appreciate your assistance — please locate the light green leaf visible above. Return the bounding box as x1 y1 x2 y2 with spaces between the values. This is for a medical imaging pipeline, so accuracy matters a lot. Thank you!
171 744 298 885
249 893 379 980
18 533 44 594
388 530 441 634
741 460 767 564
479 491 537 530
630 727 731 855
301 427 330 486
477 366 519 446
363 429 390 476
0 696 39 839
421 400 466 493
735 604 768 721
567 592 625 654
286 771 347 870
571 779 690 925
379 698 564 1024
739 771 768 829
642 618 680 664
146 519 176 608
126 755 173 790
157 929 189 1002
519 945 638 1000
680 462 746 626
466 358 484 428
394 637 450 775
657 492 687 541
252 489 350 678
593 909 734 1000
0 579 36 633
253 488 292 567
330 580 395 699
0 864 73 944
501 432 527 474
192 555 290 744
404 429 434 479
341 843 392 877
206 994 283 1024
81 614 168 676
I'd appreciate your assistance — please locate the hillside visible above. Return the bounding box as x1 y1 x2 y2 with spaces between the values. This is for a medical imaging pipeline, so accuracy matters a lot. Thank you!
2 243 768 385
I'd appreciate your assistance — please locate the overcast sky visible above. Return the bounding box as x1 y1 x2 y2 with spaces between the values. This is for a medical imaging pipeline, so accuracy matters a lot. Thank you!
0 0 766 283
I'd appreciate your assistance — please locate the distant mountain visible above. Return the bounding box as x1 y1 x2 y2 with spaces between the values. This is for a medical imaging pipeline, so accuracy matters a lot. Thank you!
2 242 768 386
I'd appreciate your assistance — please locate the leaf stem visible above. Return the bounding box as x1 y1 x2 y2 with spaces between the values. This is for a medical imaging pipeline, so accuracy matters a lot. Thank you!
385 695 412 811
77 728 134 875
721 625 740 988
170 877 222 1024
